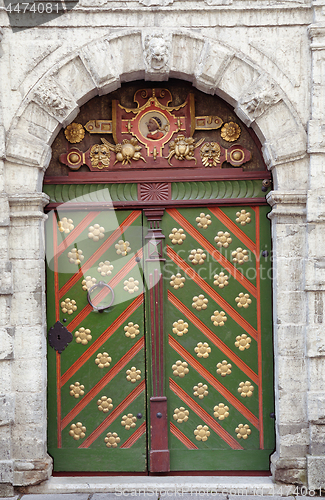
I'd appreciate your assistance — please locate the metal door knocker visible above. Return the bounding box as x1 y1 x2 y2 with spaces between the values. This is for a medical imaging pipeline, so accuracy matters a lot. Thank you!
87 281 115 313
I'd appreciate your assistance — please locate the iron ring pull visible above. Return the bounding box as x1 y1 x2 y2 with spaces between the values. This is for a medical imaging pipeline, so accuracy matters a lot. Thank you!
87 281 114 313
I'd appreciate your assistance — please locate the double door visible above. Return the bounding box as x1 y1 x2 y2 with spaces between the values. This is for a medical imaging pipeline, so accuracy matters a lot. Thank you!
46 205 274 472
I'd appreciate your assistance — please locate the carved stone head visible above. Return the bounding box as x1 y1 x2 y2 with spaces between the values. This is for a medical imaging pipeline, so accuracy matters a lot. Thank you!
144 35 169 71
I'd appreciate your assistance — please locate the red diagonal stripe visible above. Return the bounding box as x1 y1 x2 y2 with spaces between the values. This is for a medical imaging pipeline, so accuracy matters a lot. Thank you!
209 207 256 253
167 247 258 339
56 212 101 258
79 379 145 448
169 379 243 449
170 422 198 450
61 293 144 386
166 209 256 296
169 335 259 429
168 291 258 384
120 421 146 448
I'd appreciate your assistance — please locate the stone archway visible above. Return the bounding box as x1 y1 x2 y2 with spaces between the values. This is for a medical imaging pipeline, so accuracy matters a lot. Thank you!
3 29 308 487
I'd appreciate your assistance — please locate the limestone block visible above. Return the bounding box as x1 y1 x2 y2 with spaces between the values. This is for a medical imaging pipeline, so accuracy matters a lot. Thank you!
6 132 51 169
276 324 305 356
13 455 52 486
306 188 325 222
17 102 61 145
14 390 46 426
311 50 325 86
0 297 11 328
12 422 46 461
12 355 46 394
308 357 325 390
307 119 325 153
273 258 304 292
10 292 46 328
11 259 44 294
278 424 309 459
272 223 306 259
217 56 260 107
0 125 5 159
237 75 282 125
142 31 171 82
309 424 325 454
0 261 12 295
0 394 14 426
0 194 9 227
0 361 12 394
0 484 14 497
267 191 307 222
276 292 306 324
14 325 46 361
0 228 9 261
170 34 205 82
0 426 12 460
307 392 325 423
4 163 43 195
194 41 233 93
310 85 325 121
111 33 144 83
271 158 309 192
278 390 307 425
79 38 117 89
54 56 98 106
0 328 14 360
307 455 325 489
307 325 325 357
9 222 44 260
0 461 13 484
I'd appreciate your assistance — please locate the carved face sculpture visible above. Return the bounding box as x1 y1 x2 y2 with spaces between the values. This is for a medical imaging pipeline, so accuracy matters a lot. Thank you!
90 144 110 169
200 142 221 168
147 37 168 70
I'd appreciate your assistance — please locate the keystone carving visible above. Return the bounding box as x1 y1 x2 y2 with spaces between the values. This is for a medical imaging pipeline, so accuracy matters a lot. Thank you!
144 34 171 71
33 78 74 119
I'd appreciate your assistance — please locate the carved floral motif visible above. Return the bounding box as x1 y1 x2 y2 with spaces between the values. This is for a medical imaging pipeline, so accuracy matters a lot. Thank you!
170 273 185 289
173 407 189 423
235 423 251 439
98 261 114 276
214 231 232 248
194 425 210 442
126 366 142 383
221 122 241 142
64 123 85 144
236 209 251 226
169 228 186 245
81 276 97 291
58 217 74 234
235 292 252 309
189 249 207 265
211 310 227 326
216 360 232 377
193 383 209 399
194 342 211 358
74 327 92 345
88 224 105 241
124 277 140 294
196 213 212 229
172 319 188 337
95 352 112 368
235 334 251 351
192 294 208 311
213 272 229 289
172 360 189 378
67 248 84 265
69 382 85 399
61 298 77 315
69 422 86 440
213 403 229 420
232 247 249 265
105 432 120 448
238 381 254 398
115 240 131 256
97 396 113 413
121 413 137 430
124 322 140 339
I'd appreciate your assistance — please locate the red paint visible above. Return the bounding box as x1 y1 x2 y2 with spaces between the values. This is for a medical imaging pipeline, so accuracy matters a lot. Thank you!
149 397 170 472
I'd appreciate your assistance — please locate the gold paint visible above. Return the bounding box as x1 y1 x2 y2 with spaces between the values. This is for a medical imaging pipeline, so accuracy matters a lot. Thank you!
196 213 212 229
193 383 208 399
95 352 112 368
123 277 140 294
235 334 251 351
173 407 189 423
216 360 232 377
153 146 157 161
169 228 186 245
69 382 85 398
195 115 223 130
74 327 92 345
170 273 185 289
200 142 221 168
67 248 84 265
121 413 137 430
90 144 111 169
221 122 241 142
211 310 227 326
194 424 210 442
213 403 229 420
214 231 232 248
238 381 254 398
101 137 146 166
213 272 229 289
236 210 251 226
69 422 86 440
105 432 120 448
98 260 114 277
124 322 140 339
88 224 105 242
58 217 74 234
165 134 205 166
230 150 244 162
235 423 251 439
81 276 97 291
115 240 131 256
192 294 208 311
126 366 141 383
172 319 188 337
194 342 211 358
232 247 249 265
235 292 252 309
64 123 85 143
172 360 189 378
69 153 80 164
61 298 77 315
97 396 113 413
189 249 207 265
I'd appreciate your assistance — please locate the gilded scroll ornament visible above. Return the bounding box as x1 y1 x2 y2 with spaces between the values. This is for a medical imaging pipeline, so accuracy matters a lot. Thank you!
200 142 221 167
121 413 137 430
97 396 113 413
82 276 97 291
126 366 142 383
95 352 112 368
67 248 84 265
235 292 252 309
88 224 105 241
115 240 131 256
69 422 86 440
192 295 208 311
193 383 209 399
213 272 229 289
172 319 188 336
214 231 232 248
170 273 185 289
235 423 251 439
74 327 92 345
105 432 120 448
194 342 211 358
98 261 114 277
101 137 146 165
165 134 204 166
232 247 249 265
58 217 74 234
124 322 140 339
61 298 77 315
213 403 229 420
211 310 227 326
189 249 207 265
235 334 251 351
172 360 189 378
238 381 254 398
123 277 140 294
221 122 241 142
236 209 251 226
64 123 85 143
173 407 189 423
194 425 210 442
196 213 212 229
216 360 232 377
169 228 186 245
90 144 111 169
69 382 85 398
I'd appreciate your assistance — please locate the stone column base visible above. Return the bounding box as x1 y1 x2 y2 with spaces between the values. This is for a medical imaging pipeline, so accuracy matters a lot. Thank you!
13 455 53 487
271 453 307 485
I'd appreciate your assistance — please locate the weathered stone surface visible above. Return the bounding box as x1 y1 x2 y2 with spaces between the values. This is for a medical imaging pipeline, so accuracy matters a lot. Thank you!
307 455 325 489
13 456 52 487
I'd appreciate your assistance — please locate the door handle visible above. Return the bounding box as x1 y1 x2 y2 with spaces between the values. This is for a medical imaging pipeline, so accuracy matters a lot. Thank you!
87 281 114 313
